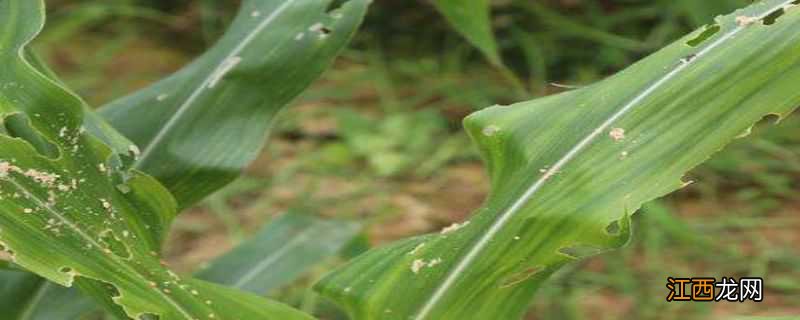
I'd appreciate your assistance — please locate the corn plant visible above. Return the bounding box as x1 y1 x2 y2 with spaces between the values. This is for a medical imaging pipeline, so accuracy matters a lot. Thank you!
0 0 367 319
1 0 800 320
317 1 800 319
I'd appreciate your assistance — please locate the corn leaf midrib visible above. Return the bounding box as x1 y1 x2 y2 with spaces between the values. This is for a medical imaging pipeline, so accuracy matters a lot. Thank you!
99 0 370 210
232 223 316 289
134 0 297 166
0 123 200 320
316 1 800 319
0 1 317 319
412 2 793 317
17 278 47 320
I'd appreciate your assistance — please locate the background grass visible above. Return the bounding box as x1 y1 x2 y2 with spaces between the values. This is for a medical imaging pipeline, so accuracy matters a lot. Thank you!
30 0 800 319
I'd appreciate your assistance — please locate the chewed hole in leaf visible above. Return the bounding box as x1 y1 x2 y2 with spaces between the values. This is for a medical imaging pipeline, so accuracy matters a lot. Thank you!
762 0 800 25
764 113 784 124
309 22 332 36
499 265 544 288
763 8 785 25
558 244 605 259
326 0 350 14
754 113 783 127
75 277 123 301
605 220 621 235
139 313 160 320
2 113 59 159
106 283 121 298
686 24 720 47
737 113 784 139
322 0 357 29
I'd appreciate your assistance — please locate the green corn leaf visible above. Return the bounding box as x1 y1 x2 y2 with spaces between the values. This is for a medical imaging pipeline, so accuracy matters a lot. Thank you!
0 270 46 319
432 0 501 66
0 270 93 320
22 46 137 158
0 211 359 320
197 212 361 295
315 1 800 319
0 1 313 319
99 0 369 209
432 0 528 98
0 0 370 316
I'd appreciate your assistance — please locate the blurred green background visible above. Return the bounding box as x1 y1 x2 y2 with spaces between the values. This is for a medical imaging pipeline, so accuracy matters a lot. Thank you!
33 0 799 319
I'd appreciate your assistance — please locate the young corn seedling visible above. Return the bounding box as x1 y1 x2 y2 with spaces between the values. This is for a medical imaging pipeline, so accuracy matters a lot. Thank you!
0 0 798 319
